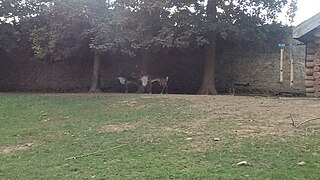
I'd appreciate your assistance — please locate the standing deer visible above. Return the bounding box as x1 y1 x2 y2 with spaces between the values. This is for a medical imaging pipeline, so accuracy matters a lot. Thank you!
115 70 140 93
149 76 169 94
139 75 169 94
132 70 169 94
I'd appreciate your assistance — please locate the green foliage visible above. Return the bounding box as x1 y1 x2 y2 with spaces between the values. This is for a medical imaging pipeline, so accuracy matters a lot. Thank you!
0 0 298 60
0 0 51 53
29 0 90 61
89 1 142 56
0 23 18 52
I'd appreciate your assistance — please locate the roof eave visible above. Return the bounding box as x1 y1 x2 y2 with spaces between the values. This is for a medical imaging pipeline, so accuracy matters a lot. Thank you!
293 12 320 41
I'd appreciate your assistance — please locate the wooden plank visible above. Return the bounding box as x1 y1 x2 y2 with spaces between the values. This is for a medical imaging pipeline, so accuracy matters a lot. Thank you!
314 72 320 79
307 48 316 55
315 59 320 65
306 68 314 76
307 55 315 61
305 76 315 80
305 80 315 87
314 92 320 97
314 66 320 72
315 85 320 92
280 48 284 82
293 12 320 39
306 93 315 97
315 79 320 85
306 88 315 93
306 62 315 68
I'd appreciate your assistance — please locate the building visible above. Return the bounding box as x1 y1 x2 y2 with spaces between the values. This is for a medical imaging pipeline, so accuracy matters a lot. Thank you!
293 12 320 97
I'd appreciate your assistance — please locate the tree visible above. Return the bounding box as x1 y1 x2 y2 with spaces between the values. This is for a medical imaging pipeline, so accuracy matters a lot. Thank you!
1 0 296 94
129 0 296 94
151 0 296 94
0 0 46 53
27 0 141 92
198 0 297 94
87 0 142 92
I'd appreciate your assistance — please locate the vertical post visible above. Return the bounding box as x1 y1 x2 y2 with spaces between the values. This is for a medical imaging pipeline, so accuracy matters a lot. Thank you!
280 48 284 82
290 58 294 86
289 45 294 86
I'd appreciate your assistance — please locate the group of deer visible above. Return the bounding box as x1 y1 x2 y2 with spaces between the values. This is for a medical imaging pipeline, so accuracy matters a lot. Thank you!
116 70 169 94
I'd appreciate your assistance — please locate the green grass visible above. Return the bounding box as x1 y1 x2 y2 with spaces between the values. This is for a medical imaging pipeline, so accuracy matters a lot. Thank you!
0 93 319 179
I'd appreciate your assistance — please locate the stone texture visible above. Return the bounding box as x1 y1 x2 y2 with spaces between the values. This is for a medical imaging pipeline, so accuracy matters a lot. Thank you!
306 62 315 68
305 80 315 87
306 88 315 93
306 68 314 76
314 66 320 72
0 45 307 95
305 76 316 80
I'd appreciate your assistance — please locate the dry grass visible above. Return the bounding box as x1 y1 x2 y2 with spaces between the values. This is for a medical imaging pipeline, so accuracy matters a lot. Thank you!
101 123 137 133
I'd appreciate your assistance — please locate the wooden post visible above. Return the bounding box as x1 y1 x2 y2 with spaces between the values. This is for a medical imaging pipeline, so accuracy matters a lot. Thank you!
290 58 294 86
280 48 284 82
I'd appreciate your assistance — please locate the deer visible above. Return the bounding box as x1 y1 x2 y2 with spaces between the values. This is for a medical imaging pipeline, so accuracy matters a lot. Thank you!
132 69 169 94
115 69 141 93
149 76 169 94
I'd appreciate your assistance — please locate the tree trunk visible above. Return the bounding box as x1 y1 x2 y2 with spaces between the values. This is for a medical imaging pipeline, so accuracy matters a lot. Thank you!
198 0 218 95
198 34 218 95
89 53 102 93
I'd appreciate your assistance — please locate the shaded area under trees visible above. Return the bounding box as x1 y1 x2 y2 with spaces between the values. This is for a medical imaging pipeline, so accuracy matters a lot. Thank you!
0 0 297 94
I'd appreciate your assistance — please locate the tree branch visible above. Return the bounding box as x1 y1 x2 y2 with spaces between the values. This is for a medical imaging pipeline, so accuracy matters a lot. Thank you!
289 113 320 128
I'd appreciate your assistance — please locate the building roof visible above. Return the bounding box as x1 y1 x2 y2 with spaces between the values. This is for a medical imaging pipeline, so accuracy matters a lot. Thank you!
293 12 320 41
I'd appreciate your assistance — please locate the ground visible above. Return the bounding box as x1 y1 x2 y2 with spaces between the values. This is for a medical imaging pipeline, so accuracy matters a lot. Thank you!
175 95 320 138
0 93 319 179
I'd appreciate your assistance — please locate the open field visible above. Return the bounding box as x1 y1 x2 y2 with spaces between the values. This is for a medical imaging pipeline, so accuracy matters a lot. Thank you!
0 93 320 179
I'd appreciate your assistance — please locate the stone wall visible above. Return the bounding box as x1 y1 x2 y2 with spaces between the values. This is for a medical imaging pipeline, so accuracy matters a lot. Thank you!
216 46 306 95
0 45 307 95
305 39 320 97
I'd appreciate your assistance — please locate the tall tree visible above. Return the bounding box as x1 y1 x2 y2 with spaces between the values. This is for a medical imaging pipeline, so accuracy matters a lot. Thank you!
28 0 141 92
126 0 296 94
148 0 296 94
87 0 141 92
198 0 298 94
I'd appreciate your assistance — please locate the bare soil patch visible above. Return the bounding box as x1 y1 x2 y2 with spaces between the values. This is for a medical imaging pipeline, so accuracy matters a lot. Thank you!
101 123 137 133
151 95 320 151
173 95 320 138
0 142 34 154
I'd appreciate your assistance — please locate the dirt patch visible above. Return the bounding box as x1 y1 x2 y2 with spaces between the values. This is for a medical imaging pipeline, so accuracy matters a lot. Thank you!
0 142 34 154
172 95 320 138
101 123 137 133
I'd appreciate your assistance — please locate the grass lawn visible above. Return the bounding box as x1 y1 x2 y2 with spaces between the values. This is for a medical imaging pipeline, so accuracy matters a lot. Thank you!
0 93 319 179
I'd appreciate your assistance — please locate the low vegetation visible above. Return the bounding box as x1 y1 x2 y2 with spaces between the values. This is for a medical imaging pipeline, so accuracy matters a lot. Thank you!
0 94 319 179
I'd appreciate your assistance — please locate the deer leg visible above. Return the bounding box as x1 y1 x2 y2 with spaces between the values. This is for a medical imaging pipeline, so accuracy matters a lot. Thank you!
166 85 168 94
149 82 152 94
125 83 128 93
161 85 165 94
